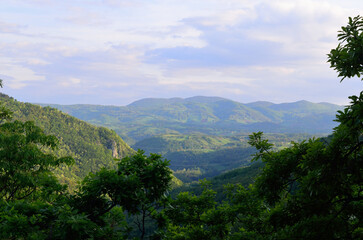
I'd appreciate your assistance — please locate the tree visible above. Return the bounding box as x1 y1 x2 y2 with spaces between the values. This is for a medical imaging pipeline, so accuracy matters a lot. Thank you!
73 150 173 239
0 81 73 201
159 181 225 240
243 15 363 239
328 15 363 81
0 82 130 239
0 120 74 201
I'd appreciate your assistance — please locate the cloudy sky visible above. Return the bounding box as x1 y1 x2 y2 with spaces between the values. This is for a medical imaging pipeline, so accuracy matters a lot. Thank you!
0 0 362 105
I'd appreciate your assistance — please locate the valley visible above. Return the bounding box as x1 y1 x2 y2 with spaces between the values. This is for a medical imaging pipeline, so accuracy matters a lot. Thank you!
1 92 340 185
37 96 337 182
39 96 341 145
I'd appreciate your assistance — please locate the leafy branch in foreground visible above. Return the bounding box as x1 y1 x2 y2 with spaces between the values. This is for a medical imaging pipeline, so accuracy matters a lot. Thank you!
328 15 363 81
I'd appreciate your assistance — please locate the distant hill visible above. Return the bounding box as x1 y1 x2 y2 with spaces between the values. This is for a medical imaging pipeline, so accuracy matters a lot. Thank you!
171 161 265 202
38 96 342 144
132 133 316 182
1 93 134 188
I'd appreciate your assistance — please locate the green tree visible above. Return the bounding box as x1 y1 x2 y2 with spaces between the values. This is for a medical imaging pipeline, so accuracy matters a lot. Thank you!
0 82 130 239
243 15 363 239
158 180 232 240
328 15 363 81
0 120 74 201
73 150 173 239
163 15 362 240
0 81 73 202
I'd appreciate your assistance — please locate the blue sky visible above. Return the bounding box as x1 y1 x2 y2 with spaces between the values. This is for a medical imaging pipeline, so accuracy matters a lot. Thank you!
0 0 362 105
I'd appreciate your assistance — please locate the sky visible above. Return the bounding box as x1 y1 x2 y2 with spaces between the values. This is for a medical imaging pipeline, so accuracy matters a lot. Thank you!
0 0 362 106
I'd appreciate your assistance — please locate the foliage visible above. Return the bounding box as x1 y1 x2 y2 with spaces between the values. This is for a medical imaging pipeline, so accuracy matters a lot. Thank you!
172 161 264 202
237 15 363 239
159 181 230 240
328 15 363 81
73 150 173 239
245 93 362 238
161 15 363 239
0 120 73 201
0 15 361 240
0 108 168 239
0 93 134 189
0 84 151 239
134 133 314 182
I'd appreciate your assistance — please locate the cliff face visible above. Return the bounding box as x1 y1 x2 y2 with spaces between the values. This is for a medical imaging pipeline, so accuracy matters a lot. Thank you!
112 140 119 158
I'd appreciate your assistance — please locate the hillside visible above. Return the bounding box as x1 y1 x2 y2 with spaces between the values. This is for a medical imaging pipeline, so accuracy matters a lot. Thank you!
0 93 134 188
132 133 317 182
171 161 265 202
38 96 341 145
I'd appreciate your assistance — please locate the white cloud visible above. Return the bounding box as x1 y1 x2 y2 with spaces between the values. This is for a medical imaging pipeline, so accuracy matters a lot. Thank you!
0 0 361 105
0 59 45 89
26 58 50 65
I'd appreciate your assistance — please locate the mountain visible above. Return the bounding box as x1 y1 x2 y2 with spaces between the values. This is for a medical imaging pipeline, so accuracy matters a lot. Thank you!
38 96 342 144
132 134 249 155
0 93 134 188
171 161 265 202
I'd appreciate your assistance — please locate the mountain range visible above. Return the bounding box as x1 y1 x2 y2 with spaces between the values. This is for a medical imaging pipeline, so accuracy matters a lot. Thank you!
38 96 342 145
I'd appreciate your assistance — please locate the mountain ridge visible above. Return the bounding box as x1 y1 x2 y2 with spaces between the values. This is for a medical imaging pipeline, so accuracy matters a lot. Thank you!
36 96 342 144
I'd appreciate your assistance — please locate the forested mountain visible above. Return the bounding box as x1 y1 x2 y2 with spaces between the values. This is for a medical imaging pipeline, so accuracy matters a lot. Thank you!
171 161 264 201
35 96 337 182
133 133 315 182
39 96 341 144
0 93 134 188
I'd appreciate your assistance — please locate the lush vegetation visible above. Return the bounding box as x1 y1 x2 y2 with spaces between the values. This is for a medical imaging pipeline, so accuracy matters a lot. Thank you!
0 16 361 239
157 16 362 239
134 133 319 182
0 94 317 184
39 96 341 145
0 93 134 188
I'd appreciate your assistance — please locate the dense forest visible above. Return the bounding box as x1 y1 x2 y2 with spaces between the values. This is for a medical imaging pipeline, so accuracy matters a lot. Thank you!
0 16 362 239
133 133 317 182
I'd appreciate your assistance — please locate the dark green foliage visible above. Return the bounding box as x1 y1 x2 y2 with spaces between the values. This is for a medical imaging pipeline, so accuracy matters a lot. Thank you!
0 88 134 239
0 120 73 201
160 181 227 240
0 101 168 239
73 150 173 239
328 15 363 81
165 91 361 238
0 194 129 240
161 16 363 239
246 93 362 239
